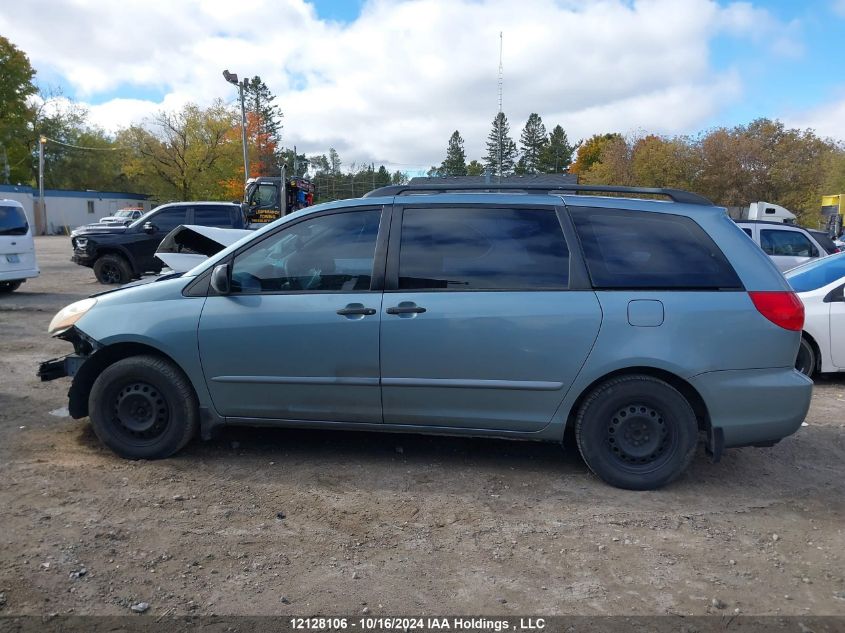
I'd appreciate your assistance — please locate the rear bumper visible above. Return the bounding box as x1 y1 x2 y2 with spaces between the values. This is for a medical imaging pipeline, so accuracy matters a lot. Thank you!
0 267 39 282
689 367 812 448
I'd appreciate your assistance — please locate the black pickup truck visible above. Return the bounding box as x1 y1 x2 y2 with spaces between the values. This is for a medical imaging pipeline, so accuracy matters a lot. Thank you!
71 201 246 284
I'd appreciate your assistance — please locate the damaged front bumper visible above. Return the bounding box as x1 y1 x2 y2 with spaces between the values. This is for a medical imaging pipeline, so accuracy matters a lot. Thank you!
38 354 87 381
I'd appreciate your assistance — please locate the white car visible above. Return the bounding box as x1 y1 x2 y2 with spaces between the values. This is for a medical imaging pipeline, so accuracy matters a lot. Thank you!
785 252 845 376
99 208 143 225
0 199 40 293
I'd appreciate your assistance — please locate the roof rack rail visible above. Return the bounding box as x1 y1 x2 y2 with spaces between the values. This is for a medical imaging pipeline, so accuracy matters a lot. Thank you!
363 183 713 206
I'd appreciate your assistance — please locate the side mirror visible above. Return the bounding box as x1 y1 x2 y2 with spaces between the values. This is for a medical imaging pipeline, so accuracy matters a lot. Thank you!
210 263 231 295
143 221 156 234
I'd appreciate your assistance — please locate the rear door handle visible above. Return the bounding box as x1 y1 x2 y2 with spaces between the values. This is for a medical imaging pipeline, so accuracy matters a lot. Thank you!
386 304 426 315
337 304 377 316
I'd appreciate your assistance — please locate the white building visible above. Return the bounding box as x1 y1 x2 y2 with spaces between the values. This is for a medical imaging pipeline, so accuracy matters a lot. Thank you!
0 184 152 234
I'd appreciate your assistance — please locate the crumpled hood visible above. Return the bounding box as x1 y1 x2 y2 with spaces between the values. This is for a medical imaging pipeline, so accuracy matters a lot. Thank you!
155 224 252 272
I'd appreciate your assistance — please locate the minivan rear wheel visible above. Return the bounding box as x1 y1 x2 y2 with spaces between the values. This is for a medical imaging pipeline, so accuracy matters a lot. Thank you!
574 375 699 490
0 281 22 293
89 355 199 459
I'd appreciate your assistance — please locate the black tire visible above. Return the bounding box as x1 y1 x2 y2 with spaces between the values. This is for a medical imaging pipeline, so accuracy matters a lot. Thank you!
93 254 132 284
88 355 199 459
574 375 699 490
795 336 817 378
0 280 22 293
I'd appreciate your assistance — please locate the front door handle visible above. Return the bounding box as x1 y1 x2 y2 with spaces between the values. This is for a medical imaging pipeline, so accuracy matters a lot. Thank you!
386 303 426 315
337 304 377 317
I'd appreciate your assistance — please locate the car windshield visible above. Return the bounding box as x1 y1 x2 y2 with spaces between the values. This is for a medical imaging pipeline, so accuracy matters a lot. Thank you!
114 209 135 218
0 204 29 236
785 251 845 292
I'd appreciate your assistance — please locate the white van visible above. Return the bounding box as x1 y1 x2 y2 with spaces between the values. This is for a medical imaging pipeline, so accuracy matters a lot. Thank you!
0 199 40 292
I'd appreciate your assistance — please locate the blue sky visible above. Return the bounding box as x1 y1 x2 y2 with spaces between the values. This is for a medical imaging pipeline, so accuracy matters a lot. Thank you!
3 0 845 171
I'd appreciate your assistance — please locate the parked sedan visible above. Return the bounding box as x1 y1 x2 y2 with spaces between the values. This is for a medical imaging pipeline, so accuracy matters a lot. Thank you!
785 252 845 376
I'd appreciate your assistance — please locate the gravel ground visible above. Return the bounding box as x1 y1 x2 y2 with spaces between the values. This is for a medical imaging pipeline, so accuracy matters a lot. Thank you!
0 236 843 617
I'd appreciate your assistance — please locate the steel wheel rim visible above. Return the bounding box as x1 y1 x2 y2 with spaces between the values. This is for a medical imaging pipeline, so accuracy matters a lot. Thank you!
111 381 169 442
606 403 676 471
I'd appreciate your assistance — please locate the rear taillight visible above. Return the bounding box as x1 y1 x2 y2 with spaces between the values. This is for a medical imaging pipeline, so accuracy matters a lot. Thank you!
748 291 804 331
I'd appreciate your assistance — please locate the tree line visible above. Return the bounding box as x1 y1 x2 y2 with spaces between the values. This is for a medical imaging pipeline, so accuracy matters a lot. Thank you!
430 112 576 178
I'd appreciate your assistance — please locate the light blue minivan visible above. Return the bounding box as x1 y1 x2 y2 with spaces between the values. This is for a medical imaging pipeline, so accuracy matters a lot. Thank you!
39 184 812 489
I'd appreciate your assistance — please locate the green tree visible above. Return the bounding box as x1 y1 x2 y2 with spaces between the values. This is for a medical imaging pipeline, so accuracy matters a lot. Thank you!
466 159 485 176
0 36 38 184
121 100 240 200
483 112 518 177
518 113 547 174
539 125 576 173
440 130 467 176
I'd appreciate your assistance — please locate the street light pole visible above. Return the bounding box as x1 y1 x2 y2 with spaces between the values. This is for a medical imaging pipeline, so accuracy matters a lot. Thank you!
223 70 250 184
37 135 46 235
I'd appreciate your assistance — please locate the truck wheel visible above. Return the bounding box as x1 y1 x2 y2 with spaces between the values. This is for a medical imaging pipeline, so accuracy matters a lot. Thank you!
0 281 22 293
88 355 199 459
795 336 817 378
93 254 131 284
574 375 699 490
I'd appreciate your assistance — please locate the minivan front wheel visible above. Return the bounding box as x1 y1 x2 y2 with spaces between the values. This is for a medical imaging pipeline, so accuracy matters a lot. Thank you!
574 375 699 490
0 281 22 293
89 355 198 459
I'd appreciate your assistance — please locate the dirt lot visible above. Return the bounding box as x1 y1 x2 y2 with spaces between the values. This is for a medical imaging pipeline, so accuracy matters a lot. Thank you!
0 236 843 617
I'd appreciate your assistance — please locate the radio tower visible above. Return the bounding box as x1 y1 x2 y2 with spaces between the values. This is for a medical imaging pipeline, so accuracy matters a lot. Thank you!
497 31 503 182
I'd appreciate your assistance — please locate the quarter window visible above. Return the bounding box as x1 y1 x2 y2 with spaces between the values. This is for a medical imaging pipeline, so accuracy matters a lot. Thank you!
231 209 380 293
571 208 742 289
761 229 818 258
397 208 569 290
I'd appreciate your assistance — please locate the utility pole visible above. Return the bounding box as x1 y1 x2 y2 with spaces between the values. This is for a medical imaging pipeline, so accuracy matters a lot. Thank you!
223 70 250 184
37 135 46 235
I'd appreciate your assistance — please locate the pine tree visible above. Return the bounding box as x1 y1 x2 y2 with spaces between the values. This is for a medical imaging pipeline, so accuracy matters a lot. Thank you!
243 76 283 173
484 112 517 177
519 113 548 174
539 124 576 173
440 130 467 176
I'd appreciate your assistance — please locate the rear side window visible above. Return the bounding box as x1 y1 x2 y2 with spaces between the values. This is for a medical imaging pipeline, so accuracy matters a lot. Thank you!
761 229 818 258
194 206 233 227
0 205 28 236
398 208 569 290
571 208 742 289
153 207 188 232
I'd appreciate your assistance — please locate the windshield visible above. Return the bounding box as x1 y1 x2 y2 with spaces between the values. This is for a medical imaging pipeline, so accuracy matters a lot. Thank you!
0 204 29 236
785 252 845 292
114 209 135 218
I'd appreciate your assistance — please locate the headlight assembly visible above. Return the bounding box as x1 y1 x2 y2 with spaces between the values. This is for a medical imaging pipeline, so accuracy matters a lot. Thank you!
48 298 97 336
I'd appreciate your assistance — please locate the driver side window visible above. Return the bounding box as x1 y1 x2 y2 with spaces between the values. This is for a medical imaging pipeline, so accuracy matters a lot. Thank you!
230 209 381 293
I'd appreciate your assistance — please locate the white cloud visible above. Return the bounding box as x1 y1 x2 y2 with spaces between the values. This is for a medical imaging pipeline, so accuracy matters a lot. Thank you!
784 89 845 142
0 0 806 171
